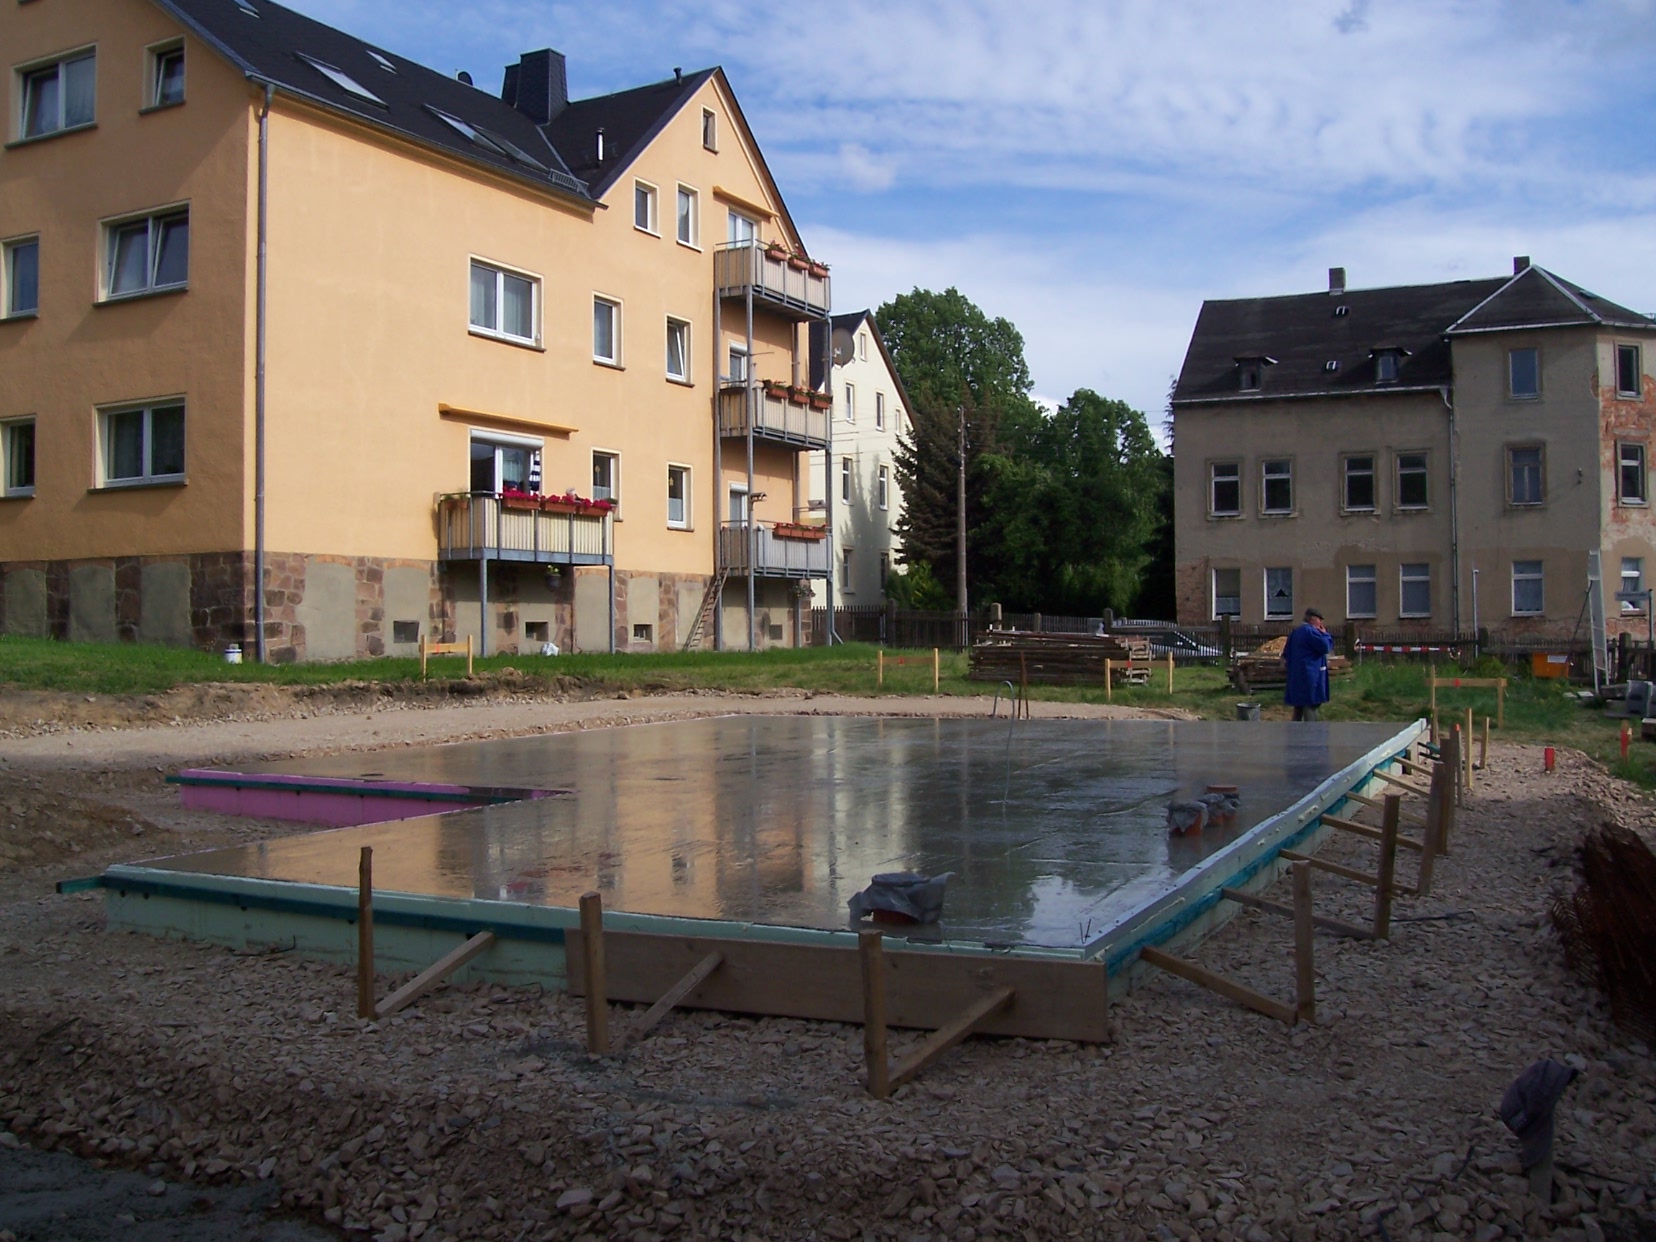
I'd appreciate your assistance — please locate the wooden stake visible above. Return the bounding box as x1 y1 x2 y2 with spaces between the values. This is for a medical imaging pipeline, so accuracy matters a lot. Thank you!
1480 716 1490 772
888 986 1014 1091
1166 651 1175 694
356 846 375 1020
932 647 940 692
1221 886 1372 939
1140 945 1296 1025
624 950 723 1048
579 891 609 1054
1292 861 1315 1024
1373 770 1432 798
1465 707 1475 791
1373 794 1399 940
376 931 496 1018
1279 849 1380 888
859 930 889 1099
1104 658 1112 702
877 649 884 688
1320 812 1424 852
1413 759 1445 897
1341 789 1426 828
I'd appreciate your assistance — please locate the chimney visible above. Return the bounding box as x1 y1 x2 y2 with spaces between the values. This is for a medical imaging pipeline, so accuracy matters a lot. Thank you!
1513 255 1531 274
1328 267 1346 295
501 49 568 124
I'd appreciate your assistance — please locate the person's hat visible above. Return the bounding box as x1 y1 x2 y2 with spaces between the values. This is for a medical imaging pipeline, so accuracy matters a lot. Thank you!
1498 1058 1577 1169
1303 607 1324 621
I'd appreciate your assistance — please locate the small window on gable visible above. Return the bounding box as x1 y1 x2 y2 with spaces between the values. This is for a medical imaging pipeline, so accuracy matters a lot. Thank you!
701 108 718 151
634 181 659 234
149 41 185 109
1618 442 1648 505
1509 347 1540 399
1616 343 1642 398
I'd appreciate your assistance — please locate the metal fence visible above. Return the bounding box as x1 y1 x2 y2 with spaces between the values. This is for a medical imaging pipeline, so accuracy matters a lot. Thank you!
809 607 977 650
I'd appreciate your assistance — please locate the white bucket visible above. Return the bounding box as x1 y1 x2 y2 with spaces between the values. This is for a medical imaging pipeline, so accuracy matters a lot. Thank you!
223 644 242 664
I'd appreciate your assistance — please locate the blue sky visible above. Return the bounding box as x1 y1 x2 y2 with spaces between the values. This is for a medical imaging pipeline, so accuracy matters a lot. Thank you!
288 0 1656 426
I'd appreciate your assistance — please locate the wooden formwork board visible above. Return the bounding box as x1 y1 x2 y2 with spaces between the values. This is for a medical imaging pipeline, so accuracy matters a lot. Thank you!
565 929 1109 1043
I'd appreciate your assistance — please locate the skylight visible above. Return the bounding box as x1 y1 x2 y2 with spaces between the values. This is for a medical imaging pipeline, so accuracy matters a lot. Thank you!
296 54 385 106
426 108 550 174
231 0 258 14
367 50 397 73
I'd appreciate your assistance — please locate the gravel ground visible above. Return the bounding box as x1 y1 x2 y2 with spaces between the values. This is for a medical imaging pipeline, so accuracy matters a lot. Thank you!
0 690 1652 1242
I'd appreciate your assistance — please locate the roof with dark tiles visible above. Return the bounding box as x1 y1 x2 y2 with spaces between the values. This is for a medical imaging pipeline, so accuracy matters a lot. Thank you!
543 72 716 198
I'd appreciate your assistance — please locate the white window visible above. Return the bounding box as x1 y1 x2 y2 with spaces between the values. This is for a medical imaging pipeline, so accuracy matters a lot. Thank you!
1342 455 1375 512
702 108 718 152
728 484 748 522
1509 347 1540 399
101 400 184 486
1396 452 1428 509
1621 558 1646 612
727 210 757 244
1617 442 1648 505
840 456 852 503
845 383 856 423
1263 567 1293 619
1346 564 1377 618
875 392 886 430
296 53 384 106
2 418 35 497
1261 458 1292 514
3 237 38 318
667 465 690 529
1508 444 1544 506
665 317 691 381
857 332 868 362
634 181 659 234
104 208 188 299
1400 563 1431 618
1512 560 1544 615
592 296 619 364
676 186 698 247
841 547 854 591
468 432 538 494
591 451 619 511
1616 344 1641 398
877 464 889 511
1212 568 1241 619
1210 461 1241 516
148 41 185 108
727 343 748 383
19 50 96 140
469 259 537 344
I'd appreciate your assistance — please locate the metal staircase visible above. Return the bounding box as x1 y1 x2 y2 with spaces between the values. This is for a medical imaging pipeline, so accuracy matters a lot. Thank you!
681 567 729 651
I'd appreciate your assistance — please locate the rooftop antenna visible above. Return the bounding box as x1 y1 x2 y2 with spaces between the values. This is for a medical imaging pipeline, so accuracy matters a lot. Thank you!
674 66 683 83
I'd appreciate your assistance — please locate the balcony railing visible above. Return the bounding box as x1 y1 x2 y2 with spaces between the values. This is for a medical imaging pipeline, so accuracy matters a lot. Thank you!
717 383 830 447
718 521 830 578
714 239 831 318
436 493 613 565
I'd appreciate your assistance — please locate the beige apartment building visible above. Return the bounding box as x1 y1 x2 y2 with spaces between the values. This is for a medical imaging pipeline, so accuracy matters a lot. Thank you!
1171 262 1656 641
0 0 832 660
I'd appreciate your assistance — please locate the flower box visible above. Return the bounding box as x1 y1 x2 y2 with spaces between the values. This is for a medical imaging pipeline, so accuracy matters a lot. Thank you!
764 243 789 263
786 387 812 406
772 522 826 541
786 254 811 272
808 392 832 410
542 491 614 516
808 262 830 279
501 491 541 511
762 379 791 400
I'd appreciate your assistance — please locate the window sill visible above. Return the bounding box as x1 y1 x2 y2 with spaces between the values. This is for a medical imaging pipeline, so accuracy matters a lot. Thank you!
1394 505 1431 515
1 311 39 323
666 375 694 388
593 358 624 371
1506 503 1546 511
89 478 186 493
96 284 188 307
635 226 660 239
468 327 544 352
1616 499 1649 508
4 122 98 150
1340 507 1378 517
676 239 703 253
1207 512 1243 521
1260 510 1296 519
138 100 186 116
667 523 693 532
0 490 35 501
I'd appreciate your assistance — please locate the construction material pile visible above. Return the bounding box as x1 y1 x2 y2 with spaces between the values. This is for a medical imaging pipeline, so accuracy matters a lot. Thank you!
1229 644 1351 694
1550 822 1656 1041
968 631 1138 685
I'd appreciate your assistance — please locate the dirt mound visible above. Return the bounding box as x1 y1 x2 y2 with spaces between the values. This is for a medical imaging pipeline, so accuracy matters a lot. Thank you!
0 782 158 874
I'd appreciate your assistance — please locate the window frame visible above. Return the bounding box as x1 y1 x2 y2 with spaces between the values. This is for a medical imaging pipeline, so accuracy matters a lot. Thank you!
1238 362 1262 392
468 430 541 495
590 449 620 516
1506 443 1545 508
1374 351 1400 384
1 416 36 498
1209 460 1241 517
666 463 691 530
840 546 854 592
840 456 852 504
1615 343 1642 399
844 382 855 423
726 342 748 384
1346 564 1378 619
592 294 621 366
1508 346 1541 400
1341 453 1376 513
875 391 886 431
2 234 39 319
726 210 758 244
1263 567 1293 620
1616 441 1648 506
16 47 97 142
701 108 718 152
1619 557 1644 614
1260 457 1293 515
1211 567 1241 620
467 257 539 347
145 39 185 110
1395 450 1429 511
674 184 699 249
633 180 659 235
877 464 889 511
664 316 691 383
1511 560 1544 616
97 398 185 488
101 205 189 301
1399 562 1431 619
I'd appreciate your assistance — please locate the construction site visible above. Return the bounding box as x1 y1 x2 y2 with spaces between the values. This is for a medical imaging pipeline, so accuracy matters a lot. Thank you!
0 682 1653 1242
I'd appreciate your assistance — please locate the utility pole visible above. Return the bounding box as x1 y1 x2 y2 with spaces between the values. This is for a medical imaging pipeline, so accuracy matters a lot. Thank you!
956 404 968 614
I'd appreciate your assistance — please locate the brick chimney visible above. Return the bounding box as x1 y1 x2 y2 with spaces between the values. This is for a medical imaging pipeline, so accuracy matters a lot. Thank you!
1329 267 1346 295
501 49 567 124
1513 255 1531 274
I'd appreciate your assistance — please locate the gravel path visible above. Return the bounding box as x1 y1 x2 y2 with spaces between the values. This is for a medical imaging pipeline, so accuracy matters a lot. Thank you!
0 692 1652 1242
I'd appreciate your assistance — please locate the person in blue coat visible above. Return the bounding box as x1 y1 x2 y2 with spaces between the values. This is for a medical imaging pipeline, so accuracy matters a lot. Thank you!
1283 607 1335 721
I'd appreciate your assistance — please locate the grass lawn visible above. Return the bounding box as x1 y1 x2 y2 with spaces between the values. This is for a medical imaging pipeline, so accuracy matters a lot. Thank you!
2 635 1651 786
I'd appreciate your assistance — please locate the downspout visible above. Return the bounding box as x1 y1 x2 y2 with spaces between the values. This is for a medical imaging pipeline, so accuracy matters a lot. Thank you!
822 315 836 644
254 84 273 662
1441 384 1461 634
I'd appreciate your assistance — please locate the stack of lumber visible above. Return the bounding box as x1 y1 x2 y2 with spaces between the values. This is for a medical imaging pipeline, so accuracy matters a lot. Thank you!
969 631 1136 685
1229 646 1351 694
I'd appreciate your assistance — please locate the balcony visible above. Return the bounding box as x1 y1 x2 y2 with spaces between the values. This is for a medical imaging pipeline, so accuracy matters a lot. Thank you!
714 239 831 319
718 521 830 578
717 382 830 448
436 493 613 565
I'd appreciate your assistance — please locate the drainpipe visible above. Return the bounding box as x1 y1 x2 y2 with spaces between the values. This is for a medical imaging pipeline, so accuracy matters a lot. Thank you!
1441 385 1461 633
822 315 836 644
745 283 756 651
254 84 273 662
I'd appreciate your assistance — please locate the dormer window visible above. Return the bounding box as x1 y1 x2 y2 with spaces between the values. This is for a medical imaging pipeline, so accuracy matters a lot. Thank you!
1370 345 1409 384
1235 355 1274 392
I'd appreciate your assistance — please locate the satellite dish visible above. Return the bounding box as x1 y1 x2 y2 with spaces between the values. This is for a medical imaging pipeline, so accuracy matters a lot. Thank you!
831 327 856 366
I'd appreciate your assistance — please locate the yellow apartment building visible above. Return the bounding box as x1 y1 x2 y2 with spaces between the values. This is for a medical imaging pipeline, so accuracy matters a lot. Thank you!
0 0 834 660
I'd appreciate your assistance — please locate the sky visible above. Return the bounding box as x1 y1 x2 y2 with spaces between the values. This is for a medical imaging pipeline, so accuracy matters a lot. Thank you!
286 0 1656 427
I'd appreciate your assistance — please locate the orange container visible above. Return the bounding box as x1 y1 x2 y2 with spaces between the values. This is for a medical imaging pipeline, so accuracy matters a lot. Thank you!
1531 652 1570 679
